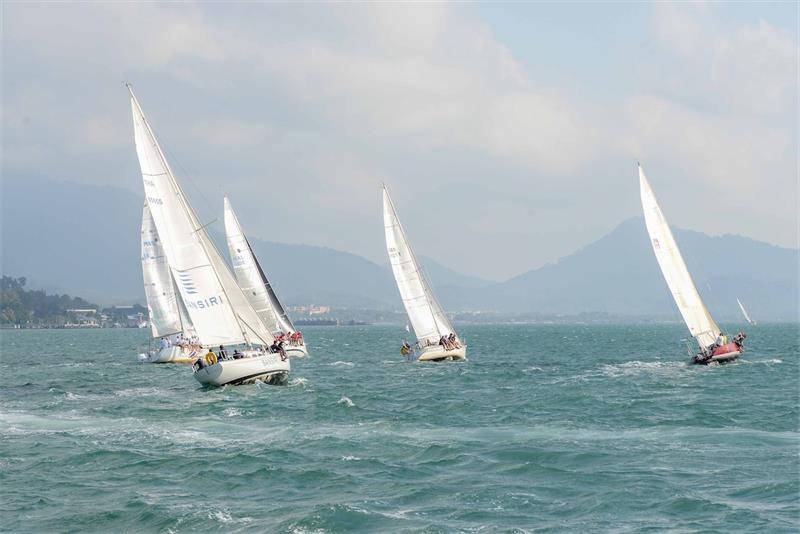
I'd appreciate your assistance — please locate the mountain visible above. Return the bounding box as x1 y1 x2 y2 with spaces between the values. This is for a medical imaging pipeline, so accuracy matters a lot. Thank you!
2 177 797 321
458 218 797 322
0 177 473 309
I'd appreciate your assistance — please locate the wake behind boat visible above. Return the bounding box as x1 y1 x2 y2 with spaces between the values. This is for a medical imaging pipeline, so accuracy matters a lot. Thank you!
639 164 746 365
382 186 466 362
128 84 289 385
223 196 308 358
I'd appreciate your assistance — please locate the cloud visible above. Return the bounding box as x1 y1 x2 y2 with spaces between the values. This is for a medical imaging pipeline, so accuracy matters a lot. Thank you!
1 2 796 280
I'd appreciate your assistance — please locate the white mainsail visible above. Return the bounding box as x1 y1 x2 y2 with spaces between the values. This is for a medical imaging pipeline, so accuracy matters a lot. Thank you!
223 196 295 334
128 85 274 347
382 186 456 344
639 164 720 348
737 298 756 325
140 203 183 338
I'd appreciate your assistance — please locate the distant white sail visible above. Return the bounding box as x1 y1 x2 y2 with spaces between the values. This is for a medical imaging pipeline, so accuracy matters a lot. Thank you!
223 196 295 334
383 186 456 344
128 85 274 347
737 298 756 326
140 203 182 338
639 164 720 348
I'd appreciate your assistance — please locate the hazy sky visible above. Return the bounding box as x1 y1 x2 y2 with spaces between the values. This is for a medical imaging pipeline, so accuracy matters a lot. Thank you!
2 2 797 280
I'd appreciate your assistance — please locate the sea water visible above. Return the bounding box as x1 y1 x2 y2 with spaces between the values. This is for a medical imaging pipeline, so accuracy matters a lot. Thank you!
1 324 798 532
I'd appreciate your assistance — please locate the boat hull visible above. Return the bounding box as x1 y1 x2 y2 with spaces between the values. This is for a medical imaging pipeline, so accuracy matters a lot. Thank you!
284 343 309 358
140 345 198 364
692 342 743 365
193 352 290 386
413 345 467 362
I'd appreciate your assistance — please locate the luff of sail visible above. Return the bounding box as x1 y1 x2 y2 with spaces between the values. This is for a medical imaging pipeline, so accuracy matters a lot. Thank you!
223 196 295 334
128 85 274 347
639 164 720 348
737 298 756 325
382 186 456 344
140 203 183 338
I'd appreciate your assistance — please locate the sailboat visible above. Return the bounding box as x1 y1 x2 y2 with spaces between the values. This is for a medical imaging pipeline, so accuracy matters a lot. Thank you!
737 298 757 326
223 196 308 357
139 202 198 364
382 186 466 361
128 84 290 385
639 164 746 364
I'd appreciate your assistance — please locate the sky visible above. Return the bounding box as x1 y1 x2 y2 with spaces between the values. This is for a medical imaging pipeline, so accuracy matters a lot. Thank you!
2 1 797 281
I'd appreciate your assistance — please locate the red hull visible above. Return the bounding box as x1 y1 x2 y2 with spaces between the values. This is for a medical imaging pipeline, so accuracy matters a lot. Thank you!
712 342 741 358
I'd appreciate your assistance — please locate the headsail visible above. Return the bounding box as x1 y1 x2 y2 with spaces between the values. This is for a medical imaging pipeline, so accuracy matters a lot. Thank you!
639 164 720 348
223 196 295 334
737 298 756 325
140 203 183 338
128 85 274 347
382 186 456 344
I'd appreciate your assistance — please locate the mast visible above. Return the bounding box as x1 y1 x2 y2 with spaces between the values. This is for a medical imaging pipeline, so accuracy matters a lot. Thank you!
128 84 273 347
382 185 455 343
223 196 295 333
639 164 720 348
140 202 182 338
737 298 755 325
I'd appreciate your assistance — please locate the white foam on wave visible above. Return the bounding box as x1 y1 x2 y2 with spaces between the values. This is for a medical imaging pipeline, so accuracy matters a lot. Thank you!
338 396 355 407
290 377 309 387
341 455 360 461
331 361 354 367
208 510 253 524
115 387 161 398
522 366 543 373
223 407 242 417
64 391 83 400
598 360 684 378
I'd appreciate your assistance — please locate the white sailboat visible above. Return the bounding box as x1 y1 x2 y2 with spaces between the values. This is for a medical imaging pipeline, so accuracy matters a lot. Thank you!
737 298 757 326
639 164 746 364
128 84 289 385
223 196 308 357
382 186 466 361
139 202 198 363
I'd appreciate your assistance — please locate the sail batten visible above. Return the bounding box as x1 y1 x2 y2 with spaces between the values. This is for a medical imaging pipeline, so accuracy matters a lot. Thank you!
639 165 720 348
223 197 295 334
128 85 273 347
382 187 456 344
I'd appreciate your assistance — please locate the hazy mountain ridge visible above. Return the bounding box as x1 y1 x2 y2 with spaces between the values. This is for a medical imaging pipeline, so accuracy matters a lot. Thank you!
2 177 797 320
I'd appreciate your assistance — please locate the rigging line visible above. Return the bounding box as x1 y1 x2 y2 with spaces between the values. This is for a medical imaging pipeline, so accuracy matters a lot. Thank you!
158 136 218 221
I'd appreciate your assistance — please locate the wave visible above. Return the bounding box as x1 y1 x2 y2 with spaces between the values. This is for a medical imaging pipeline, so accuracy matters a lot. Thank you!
337 396 355 407
330 361 355 367
597 360 685 377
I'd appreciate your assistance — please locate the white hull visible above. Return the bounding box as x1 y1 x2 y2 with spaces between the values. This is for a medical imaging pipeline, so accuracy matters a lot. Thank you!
413 345 467 362
284 343 309 358
193 352 290 386
141 345 198 364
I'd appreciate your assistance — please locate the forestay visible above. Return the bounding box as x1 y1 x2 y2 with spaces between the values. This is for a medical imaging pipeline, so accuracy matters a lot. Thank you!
382 187 456 344
140 203 182 338
639 165 719 348
223 196 295 334
128 85 274 347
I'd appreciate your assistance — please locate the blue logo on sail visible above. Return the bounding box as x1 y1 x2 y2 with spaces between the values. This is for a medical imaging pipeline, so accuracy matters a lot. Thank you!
177 272 198 294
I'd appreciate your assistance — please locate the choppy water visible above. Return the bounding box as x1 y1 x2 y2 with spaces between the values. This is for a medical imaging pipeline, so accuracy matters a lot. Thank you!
1 324 798 532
